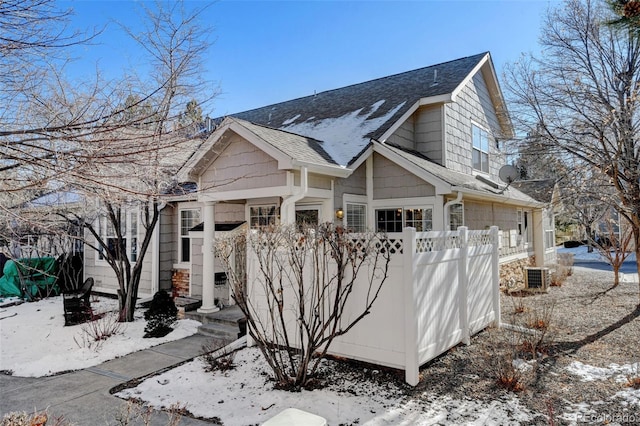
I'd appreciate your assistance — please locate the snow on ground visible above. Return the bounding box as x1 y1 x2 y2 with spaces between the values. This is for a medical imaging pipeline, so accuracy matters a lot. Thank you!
0 296 200 377
116 346 535 426
561 361 640 425
566 361 639 383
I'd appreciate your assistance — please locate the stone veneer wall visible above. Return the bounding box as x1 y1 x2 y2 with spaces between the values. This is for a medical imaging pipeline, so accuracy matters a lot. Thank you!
499 257 535 291
172 269 190 297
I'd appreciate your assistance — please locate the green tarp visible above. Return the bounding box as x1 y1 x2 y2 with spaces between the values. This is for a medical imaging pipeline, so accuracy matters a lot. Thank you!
0 257 59 298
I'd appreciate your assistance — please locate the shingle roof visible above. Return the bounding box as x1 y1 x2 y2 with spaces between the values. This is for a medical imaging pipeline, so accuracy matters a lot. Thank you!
233 119 339 167
229 53 488 166
383 143 539 204
511 180 557 204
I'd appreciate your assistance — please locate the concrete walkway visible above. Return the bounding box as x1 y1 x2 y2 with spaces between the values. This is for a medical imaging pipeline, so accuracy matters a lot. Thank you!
0 334 216 425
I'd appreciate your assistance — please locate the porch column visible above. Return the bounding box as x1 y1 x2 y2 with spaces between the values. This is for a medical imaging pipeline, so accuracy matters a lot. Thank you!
198 201 219 313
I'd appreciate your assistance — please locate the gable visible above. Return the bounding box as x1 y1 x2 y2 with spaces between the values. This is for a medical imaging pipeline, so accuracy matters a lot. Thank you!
444 70 506 176
372 153 436 199
199 134 286 192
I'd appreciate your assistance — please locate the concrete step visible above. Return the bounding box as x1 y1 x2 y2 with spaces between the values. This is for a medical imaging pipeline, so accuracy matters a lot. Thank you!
197 322 239 341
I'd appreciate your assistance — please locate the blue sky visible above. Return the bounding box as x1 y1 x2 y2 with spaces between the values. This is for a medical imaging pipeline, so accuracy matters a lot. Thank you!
63 0 559 117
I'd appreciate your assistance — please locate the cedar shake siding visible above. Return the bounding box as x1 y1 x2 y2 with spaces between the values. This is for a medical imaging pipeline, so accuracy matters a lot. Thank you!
372 153 436 200
200 134 286 192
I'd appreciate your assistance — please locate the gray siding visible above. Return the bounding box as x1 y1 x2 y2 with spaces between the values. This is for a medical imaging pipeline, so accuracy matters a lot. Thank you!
200 134 286 192
159 207 174 291
83 219 155 298
334 163 366 208
386 115 414 150
294 171 332 189
415 105 443 165
373 153 435 199
444 72 505 178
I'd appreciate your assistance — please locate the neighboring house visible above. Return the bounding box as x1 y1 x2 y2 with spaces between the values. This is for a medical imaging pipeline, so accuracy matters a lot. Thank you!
6 189 85 259
84 52 553 310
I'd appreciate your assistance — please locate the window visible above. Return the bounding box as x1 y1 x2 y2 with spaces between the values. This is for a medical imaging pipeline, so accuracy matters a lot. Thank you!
346 203 367 232
180 209 200 263
375 207 433 233
449 203 464 230
97 211 137 261
295 208 319 227
545 230 555 250
517 209 532 245
405 208 433 232
249 205 280 228
472 124 490 173
376 208 403 232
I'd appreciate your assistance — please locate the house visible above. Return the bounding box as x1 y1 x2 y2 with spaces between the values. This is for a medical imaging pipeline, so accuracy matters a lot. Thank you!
84 52 554 315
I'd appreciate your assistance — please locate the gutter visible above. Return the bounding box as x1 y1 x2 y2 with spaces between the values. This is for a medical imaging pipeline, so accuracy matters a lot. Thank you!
280 166 309 224
451 186 543 208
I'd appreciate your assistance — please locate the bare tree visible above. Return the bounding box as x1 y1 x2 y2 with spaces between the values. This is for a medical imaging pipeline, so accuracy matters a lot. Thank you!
1 1 217 321
217 224 391 390
504 0 640 303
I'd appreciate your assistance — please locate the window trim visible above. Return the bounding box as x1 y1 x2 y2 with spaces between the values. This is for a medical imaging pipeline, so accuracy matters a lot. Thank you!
448 202 464 231
374 205 435 233
96 209 139 263
249 204 280 229
471 123 490 173
179 207 201 264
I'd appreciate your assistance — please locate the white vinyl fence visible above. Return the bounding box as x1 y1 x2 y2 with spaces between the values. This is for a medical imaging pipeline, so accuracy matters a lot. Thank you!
246 226 500 386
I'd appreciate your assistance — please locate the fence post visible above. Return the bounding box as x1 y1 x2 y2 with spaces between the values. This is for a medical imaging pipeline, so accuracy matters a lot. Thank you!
245 230 255 347
490 226 501 327
457 226 470 345
403 227 419 386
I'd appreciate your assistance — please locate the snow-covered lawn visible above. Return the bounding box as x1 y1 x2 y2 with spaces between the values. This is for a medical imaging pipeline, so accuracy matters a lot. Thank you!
116 346 536 426
2 260 638 425
0 296 200 377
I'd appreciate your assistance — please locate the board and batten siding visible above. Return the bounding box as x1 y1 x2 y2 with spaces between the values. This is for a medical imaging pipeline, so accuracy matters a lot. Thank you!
372 153 435 199
444 72 505 177
200 134 286 192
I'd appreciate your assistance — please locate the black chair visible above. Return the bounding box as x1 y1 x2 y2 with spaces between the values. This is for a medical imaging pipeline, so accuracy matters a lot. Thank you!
63 277 94 326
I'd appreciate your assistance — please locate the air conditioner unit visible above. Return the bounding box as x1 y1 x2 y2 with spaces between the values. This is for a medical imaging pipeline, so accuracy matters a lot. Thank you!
524 267 549 292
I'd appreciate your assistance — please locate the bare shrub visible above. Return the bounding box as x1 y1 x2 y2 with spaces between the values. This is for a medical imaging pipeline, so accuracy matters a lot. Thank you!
114 401 185 426
521 301 556 357
1 410 70 426
484 328 529 393
626 365 640 390
73 312 123 350
217 223 391 390
202 339 236 372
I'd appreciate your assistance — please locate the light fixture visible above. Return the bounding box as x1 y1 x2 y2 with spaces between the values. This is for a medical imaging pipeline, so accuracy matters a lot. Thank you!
335 208 344 220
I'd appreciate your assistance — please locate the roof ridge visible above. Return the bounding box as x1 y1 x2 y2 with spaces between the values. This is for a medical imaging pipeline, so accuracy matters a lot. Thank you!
231 52 489 116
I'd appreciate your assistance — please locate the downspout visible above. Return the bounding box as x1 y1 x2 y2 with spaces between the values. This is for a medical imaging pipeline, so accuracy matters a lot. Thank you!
443 192 463 230
281 166 309 224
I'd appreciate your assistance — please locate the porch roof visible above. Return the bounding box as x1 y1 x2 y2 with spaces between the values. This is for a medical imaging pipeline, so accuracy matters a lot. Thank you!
381 143 541 206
